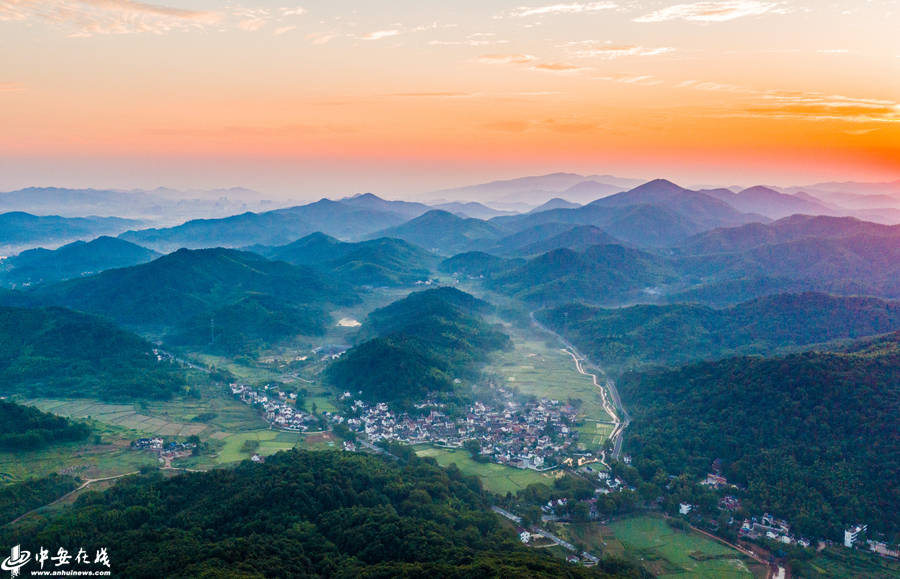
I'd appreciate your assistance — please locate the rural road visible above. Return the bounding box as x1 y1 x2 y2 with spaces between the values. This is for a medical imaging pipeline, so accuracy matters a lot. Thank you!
529 311 631 461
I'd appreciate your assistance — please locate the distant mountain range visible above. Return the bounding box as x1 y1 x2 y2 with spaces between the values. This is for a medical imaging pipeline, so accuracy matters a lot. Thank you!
0 186 281 223
31 248 358 349
0 236 159 288
256 233 437 287
372 210 507 254
0 212 140 255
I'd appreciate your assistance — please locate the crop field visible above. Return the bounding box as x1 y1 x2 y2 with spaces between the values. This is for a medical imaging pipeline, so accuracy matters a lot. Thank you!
606 516 760 578
415 445 554 494
482 323 616 452
24 395 263 439
0 437 155 483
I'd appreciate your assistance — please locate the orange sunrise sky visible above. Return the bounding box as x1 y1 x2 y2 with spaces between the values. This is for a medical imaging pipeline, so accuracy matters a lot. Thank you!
1 0 898 196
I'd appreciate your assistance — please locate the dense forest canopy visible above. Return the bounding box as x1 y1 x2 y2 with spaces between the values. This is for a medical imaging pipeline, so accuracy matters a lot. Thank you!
539 293 900 371
327 287 510 407
3 450 639 578
0 399 90 450
0 306 186 399
619 334 900 539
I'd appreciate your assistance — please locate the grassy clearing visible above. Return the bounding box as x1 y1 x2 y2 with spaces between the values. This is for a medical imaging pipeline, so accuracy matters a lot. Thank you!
607 516 757 578
415 445 553 494
802 546 900 578
215 429 337 464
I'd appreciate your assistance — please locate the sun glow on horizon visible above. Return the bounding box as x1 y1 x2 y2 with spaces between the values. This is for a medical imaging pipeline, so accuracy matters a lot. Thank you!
0 0 897 194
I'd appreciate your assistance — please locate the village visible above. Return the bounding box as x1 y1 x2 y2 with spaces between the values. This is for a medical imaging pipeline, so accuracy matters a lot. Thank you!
340 390 582 470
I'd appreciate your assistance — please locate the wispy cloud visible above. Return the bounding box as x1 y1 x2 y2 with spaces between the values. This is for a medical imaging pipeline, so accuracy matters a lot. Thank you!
0 0 221 35
477 53 536 64
360 29 400 40
746 93 900 123
506 2 618 17
484 117 602 133
567 41 675 58
597 74 664 86
531 62 583 72
429 32 508 47
0 1 312 36
306 32 335 45
390 91 480 98
634 1 786 23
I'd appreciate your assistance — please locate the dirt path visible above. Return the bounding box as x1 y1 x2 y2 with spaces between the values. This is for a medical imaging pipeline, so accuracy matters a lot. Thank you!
8 472 139 526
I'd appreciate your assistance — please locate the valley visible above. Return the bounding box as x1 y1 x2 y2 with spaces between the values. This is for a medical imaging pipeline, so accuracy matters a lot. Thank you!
2 178 899 578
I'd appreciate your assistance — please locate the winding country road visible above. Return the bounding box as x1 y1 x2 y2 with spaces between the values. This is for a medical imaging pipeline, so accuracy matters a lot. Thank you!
530 312 631 461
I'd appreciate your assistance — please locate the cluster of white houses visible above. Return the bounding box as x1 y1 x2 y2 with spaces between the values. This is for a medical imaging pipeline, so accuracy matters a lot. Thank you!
343 395 581 470
229 383 318 431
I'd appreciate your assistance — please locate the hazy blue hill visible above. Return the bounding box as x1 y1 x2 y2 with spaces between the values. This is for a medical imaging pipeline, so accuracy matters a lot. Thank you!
677 214 899 255
120 198 409 252
488 186 735 248
323 238 436 287
339 192 431 219
262 234 437 287
486 245 676 305
432 201 514 219
528 197 582 213
2 450 634 578
540 293 900 370
373 210 507 255
438 251 521 278
119 210 312 252
619 336 900 539
703 185 833 219
257 231 343 264
515 225 623 256
328 287 509 406
0 212 140 251
588 179 763 230
599 204 700 247
559 180 622 202
272 198 408 238
674 235 900 300
1 236 159 287
0 306 185 399
480 222 575 255
33 248 357 330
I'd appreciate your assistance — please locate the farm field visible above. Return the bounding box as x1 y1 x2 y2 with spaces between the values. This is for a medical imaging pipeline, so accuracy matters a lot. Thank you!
482 321 615 453
415 445 554 494
799 546 900 578
603 516 762 578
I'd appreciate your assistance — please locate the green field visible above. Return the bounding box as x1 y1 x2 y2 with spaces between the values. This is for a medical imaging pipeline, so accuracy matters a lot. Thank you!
602 516 760 578
24 393 264 439
482 322 616 452
799 546 900 578
415 445 554 494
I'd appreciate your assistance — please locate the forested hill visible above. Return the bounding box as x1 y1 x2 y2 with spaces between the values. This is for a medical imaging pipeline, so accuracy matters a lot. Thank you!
619 334 900 539
3 450 640 578
0 399 90 451
538 293 900 371
0 306 186 400
327 287 510 407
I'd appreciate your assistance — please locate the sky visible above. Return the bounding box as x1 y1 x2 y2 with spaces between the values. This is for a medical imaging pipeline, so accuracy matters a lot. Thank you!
0 0 898 198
